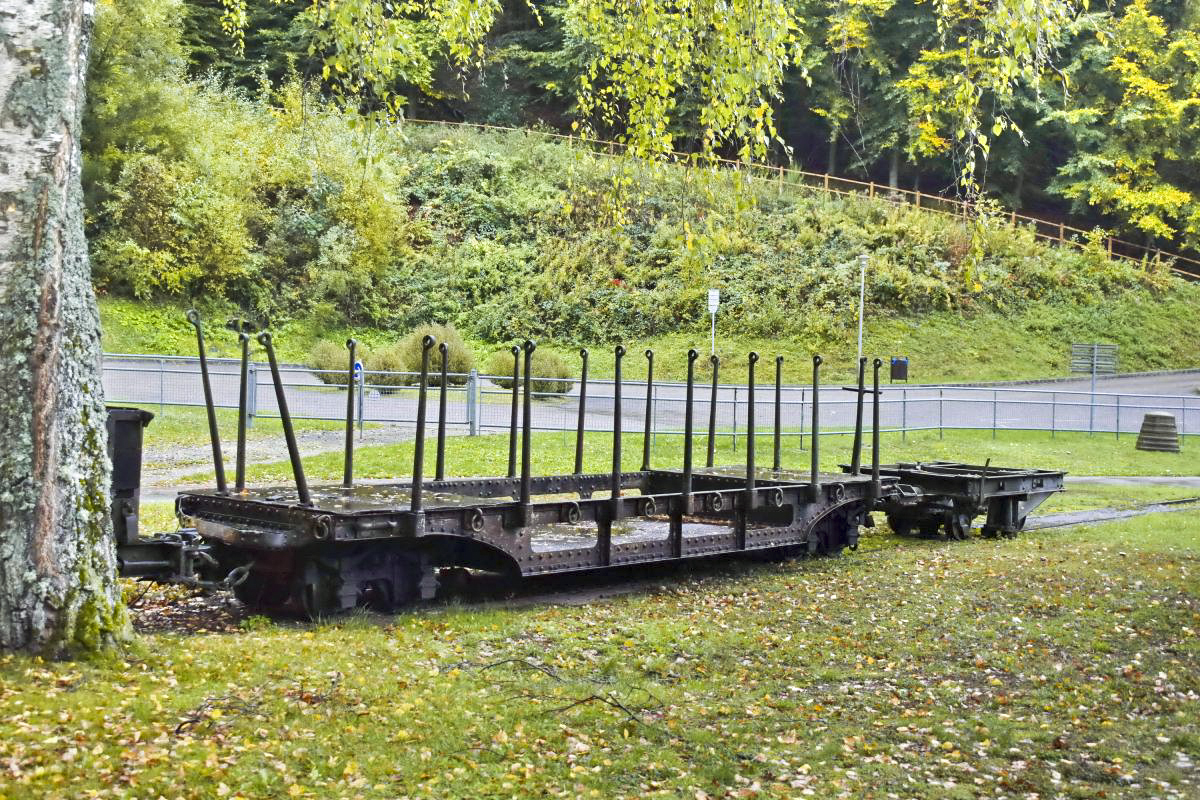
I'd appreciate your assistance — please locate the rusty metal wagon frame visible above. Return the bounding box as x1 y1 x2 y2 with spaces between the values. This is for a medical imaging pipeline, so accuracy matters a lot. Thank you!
112 316 1065 615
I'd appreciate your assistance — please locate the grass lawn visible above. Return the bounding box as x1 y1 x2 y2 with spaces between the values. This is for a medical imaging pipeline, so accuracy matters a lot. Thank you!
3 510 1196 799
185 428 1200 486
141 404 350 450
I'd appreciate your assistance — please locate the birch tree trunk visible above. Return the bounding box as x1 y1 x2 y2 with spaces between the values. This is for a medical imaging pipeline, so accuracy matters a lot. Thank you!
0 0 129 652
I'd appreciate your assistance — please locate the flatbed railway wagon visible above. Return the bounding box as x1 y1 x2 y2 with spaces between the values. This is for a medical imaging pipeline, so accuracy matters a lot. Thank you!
110 319 1066 615
865 461 1065 540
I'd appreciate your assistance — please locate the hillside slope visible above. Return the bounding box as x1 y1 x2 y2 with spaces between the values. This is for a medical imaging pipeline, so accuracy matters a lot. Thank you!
92 98 1200 383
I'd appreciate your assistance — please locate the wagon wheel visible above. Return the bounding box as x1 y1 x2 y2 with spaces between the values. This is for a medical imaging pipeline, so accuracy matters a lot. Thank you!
886 515 912 537
293 558 341 619
233 571 291 610
919 519 942 539
947 513 972 541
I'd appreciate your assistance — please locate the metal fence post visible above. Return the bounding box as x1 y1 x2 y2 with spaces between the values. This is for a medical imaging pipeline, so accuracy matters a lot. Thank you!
732 385 739 452
992 390 997 439
652 385 658 448
1050 392 1055 439
901 388 907 441
799 387 805 450
1181 396 1186 450
938 388 943 440
246 363 257 429
1089 343 1098 436
357 366 365 436
1115 395 1120 440
467 369 478 436
158 357 165 416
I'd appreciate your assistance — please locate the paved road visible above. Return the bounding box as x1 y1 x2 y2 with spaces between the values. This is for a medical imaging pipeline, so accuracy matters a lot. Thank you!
103 356 1200 443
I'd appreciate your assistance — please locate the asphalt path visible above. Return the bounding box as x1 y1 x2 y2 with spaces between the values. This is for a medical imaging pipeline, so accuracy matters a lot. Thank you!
103 356 1200 442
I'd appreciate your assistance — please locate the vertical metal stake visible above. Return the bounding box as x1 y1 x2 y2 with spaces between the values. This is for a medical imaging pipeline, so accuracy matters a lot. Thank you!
235 333 250 492
507 345 520 479
610 345 625 514
743 352 759 548
186 310 227 495
574 349 588 475
706 355 719 468
257 331 310 506
520 340 536 523
435 342 449 482
410 335 436 513
342 338 357 488
641 349 654 471
810 355 822 501
870 359 882 504
682 350 698 513
773 356 783 472
849 357 866 475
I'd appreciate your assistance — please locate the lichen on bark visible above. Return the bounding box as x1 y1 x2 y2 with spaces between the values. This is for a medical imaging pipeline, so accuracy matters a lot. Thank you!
0 0 130 654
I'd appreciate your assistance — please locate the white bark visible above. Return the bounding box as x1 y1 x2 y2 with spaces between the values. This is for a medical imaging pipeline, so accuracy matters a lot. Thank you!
0 0 128 652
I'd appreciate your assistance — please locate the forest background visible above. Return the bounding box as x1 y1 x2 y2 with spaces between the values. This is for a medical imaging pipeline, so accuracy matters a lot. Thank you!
85 0 1200 376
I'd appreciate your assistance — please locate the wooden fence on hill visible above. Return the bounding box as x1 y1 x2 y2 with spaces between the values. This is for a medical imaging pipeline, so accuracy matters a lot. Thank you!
405 117 1200 280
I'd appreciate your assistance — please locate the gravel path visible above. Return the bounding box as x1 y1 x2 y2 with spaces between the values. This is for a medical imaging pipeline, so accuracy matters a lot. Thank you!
142 422 419 490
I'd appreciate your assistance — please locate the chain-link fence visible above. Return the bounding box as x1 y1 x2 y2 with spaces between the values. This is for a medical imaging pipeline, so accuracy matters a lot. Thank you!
102 353 1198 445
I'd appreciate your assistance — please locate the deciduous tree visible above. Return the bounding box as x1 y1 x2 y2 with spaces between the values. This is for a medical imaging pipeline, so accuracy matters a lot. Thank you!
0 0 130 653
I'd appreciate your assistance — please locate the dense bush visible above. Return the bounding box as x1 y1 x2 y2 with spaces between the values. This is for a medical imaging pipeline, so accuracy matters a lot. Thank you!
393 324 474 386
309 340 358 386
484 349 574 395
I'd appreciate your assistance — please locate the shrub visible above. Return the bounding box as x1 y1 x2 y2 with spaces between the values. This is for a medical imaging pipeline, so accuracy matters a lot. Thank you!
308 340 356 386
485 348 573 395
393 323 475 386
369 346 409 393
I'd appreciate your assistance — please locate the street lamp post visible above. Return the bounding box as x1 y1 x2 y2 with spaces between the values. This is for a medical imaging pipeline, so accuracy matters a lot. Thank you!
708 288 720 356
